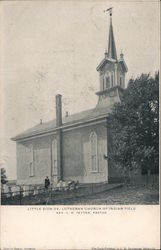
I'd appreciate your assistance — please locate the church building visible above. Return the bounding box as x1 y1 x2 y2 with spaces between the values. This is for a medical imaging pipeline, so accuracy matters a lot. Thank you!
12 11 128 186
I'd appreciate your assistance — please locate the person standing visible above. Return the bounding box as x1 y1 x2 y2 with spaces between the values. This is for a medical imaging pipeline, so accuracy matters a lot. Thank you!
45 176 50 189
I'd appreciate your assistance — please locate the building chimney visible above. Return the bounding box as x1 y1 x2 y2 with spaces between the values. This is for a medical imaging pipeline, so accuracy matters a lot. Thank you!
56 94 62 127
54 94 63 184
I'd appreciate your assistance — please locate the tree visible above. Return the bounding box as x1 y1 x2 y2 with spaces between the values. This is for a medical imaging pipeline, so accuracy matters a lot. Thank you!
108 72 159 177
1 168 8 185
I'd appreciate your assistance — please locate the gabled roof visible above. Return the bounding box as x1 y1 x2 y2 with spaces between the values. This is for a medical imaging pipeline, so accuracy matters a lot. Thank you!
96 57 116 71
12 105 113 141
96 56 128 73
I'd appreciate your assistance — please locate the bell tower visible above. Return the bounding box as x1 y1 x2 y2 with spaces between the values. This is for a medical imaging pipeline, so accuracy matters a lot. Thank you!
95 8 128 109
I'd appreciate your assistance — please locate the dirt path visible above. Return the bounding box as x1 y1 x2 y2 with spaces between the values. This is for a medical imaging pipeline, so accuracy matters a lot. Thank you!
53 184 159 205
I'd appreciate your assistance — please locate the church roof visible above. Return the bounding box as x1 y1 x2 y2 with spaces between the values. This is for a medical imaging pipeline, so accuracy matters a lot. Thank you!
96 57 116 71
12 105 112 141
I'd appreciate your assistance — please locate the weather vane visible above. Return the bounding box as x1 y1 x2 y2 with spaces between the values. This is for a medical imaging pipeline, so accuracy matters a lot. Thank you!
103 7 113 16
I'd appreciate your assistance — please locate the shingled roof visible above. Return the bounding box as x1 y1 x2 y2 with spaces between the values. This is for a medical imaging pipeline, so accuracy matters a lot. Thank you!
11 103 113 141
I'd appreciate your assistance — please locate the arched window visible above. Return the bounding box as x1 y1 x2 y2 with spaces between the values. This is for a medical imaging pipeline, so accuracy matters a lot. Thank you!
103 77 105 90
120 73 124 88
28 144 34 177
29 162 34 177
104 72 111 89
111 71 114 87
52 139 58 175
89 131 98 172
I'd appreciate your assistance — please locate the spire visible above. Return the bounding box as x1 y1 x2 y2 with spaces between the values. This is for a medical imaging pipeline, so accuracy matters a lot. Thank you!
108 21 117 60
104 8 117 60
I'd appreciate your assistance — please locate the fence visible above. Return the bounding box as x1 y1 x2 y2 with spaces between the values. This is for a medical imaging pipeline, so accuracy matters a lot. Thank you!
2 186 54 205
1 181 79 205
1 182 123 205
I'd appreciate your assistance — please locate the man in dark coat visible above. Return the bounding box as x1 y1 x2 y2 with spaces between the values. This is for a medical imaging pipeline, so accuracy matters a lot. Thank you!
45 176 50 189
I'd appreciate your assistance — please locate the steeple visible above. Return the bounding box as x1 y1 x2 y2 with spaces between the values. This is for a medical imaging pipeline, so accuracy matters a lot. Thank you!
108 14 117 60
96 7 128 108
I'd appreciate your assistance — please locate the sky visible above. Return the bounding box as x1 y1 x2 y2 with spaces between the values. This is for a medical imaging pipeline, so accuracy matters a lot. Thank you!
0 1 159 180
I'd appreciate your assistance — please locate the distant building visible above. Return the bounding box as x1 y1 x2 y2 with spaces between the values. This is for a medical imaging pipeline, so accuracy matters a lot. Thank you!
12 12 128 186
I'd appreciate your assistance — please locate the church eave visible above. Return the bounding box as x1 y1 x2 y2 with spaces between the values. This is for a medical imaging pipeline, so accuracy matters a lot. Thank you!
95 85 124 96
96 57 117 71
11 115 109 142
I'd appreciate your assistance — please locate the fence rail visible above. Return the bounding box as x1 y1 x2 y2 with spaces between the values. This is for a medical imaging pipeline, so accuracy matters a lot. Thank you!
1 182 80 205
1 182 122 205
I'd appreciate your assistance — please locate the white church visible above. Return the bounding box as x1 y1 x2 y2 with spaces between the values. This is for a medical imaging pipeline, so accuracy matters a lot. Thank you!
12 10 128 187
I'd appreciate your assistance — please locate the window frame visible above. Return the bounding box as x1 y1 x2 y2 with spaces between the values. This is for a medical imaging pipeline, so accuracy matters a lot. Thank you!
52 139 58 176
104 71 111 89
102 77 105 90
29 162 34 177
111 71 114 87
28 144 34 177
120 73 124 88
89 131 98 173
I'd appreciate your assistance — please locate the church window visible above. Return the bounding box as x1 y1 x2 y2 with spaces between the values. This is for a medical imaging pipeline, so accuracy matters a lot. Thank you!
89 131 98 172
120 74 124 87
52 139 58 175
103 77 105 90
105 76 110 89
111 72 114 87
104 72 111 89
28 144 34 177
29 162 34 177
